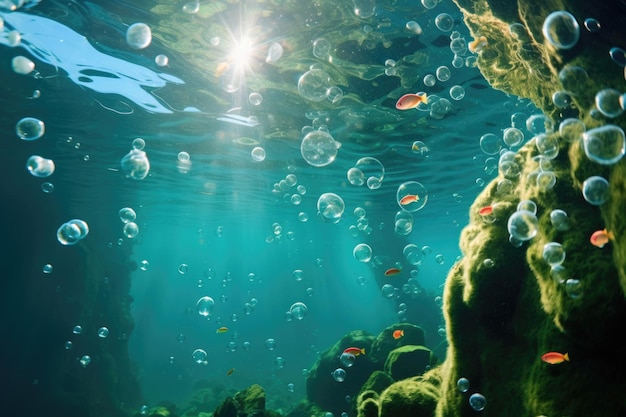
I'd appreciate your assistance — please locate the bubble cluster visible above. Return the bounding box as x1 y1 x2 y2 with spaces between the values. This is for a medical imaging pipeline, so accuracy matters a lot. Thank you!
12 55 34 75
479 133 502 155
550 209 569 231
26 155 55 177
542 11 580 49
312 38 331 59
57 219 89 245
347 157 384 189
507 210 538 243
196 296 215 317
289 302 308 320
456 377 470 393
298 69 332 101
340 352 356 367
301 130 340 167
16 117 45 141
332 368 346 382
403 244 422 266
353 243 372 262
469 393 487 411
317 193 345 224
126 23 152 49
542 242 566 266
595 89 623 118
449 85 465 100
251 146 266 162
394 210 413 236
192 349 207 365
266 42 283 63
582 125 625 165
582 176 609 205
121 149 150 180
435 13 454 32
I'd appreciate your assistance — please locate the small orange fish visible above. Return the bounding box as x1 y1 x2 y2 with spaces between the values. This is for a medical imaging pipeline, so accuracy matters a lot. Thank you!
590 229 614 248
215 61 231 78
226 367 235 376
216 326 229 334
541 351 569 364
468 35 488 53
478 205 493 216
400 194 420 205
384 267 402 277
343 347 365 356
395 92 428 110
392 329 404 339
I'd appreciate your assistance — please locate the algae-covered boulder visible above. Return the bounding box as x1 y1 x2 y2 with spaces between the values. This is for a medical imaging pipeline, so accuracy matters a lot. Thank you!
427 0 626 416
368 323 426 364
358 371 394 396
383 345 435 381
233 384 266 412
376 371 441 417
306 330 378 415
211 385 280 417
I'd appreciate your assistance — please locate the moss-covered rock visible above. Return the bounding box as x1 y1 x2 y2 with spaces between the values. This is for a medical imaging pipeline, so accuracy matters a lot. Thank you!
377 376 439 417
358 371 394 397
305 330 379 415
211 385 281 417
368 323 426 364
428 0 626 416
383 345 435 382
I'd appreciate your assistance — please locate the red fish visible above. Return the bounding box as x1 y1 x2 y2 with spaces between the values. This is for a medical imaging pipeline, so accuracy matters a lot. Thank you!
392 329 404 339
343 347 365 356
385 267 402 277
478 205 493 216
395 92 428 110
400 194 420 205
541 351 569 364
590 229 614 248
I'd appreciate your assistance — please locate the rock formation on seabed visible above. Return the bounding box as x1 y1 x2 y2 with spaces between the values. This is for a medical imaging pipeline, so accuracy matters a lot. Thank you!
356 1 626 416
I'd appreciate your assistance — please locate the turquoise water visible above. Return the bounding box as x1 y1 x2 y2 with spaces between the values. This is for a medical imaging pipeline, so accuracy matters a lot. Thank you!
0 0 540 413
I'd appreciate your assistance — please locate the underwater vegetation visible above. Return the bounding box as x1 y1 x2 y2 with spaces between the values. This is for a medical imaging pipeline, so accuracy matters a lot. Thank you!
2 0 626 416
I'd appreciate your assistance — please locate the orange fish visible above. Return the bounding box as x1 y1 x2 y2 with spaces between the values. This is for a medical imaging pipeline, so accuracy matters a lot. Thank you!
392 329 404 339
400 194 420 205
215 61 231 78
395 92 428 110
541 351 569 364
478 205 493 216
468 35 488 53
384 267 402 277
216 326 229 334
343 347 365 356
226 367 235 376
590 229 614 248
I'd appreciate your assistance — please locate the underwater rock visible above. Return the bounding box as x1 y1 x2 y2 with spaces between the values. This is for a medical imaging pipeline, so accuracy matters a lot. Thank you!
356 396 378 417
368 323 426 364
358 371 394 396
212 385 280 417
305 330 378 415
378 373 441 417
233 384 266 413
284 399 325 417
423 1 626 416
213 396 238 417
383 345 436 381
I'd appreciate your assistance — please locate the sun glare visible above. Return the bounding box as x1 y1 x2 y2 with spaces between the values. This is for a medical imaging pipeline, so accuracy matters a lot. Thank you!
230 36 254 68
